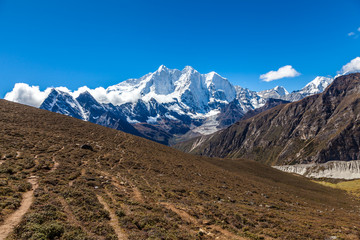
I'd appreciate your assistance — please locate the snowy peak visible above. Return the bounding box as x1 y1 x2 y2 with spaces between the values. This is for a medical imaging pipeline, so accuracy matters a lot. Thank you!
205 71 236 103
105 65 236 112
302 76 333 94
258 86 289 99
234 86 266 110
76 91 103 110
182 65 195 73
157 64 169 72
40 89 87 121
283 76 333 102
274 86 289 96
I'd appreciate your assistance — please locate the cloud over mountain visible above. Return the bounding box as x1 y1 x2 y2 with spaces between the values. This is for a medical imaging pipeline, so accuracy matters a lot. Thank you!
260 65 300 82
4 83 52 107
338 57 360 75
4 83 132 108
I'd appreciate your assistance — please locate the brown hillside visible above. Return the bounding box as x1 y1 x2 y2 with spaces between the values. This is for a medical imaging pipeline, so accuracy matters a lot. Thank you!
0 99 360 239
175 73 360 166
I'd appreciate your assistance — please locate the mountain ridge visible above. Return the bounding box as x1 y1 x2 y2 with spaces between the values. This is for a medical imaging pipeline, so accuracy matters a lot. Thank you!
174 73 360 165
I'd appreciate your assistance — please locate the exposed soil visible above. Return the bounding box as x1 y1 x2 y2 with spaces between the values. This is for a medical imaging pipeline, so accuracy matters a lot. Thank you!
0 176 38 240
49 157 60 173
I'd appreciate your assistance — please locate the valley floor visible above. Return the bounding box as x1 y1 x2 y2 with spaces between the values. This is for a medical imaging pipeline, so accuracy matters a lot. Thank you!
314 179 360 198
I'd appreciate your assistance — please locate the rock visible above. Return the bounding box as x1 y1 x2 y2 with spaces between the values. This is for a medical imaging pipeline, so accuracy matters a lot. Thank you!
325 236 338 240
80 144 94 151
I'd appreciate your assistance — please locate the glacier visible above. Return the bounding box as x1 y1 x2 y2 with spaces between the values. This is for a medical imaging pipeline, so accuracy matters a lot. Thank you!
273 160 360 179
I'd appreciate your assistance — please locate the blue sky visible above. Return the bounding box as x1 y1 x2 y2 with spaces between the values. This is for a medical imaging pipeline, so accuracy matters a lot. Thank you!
0 0 359 97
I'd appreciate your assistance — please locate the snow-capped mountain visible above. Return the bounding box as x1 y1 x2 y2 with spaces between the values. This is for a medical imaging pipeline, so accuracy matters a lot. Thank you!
303 76 333 94
258 86 289 99
283 76 333 102
37 66 333 145
40 89 87 120
40 89 145 138
235 86 266 110
105 65 236 114
256 76 333 102
40 66 251 144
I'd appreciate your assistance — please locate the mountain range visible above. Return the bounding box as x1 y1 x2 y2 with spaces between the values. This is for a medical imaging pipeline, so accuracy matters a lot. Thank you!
175 73 360 166
33 66 334 145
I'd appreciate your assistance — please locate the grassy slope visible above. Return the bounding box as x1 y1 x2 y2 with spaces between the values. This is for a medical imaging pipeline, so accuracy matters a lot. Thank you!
0 99 360 239
315 179 360 197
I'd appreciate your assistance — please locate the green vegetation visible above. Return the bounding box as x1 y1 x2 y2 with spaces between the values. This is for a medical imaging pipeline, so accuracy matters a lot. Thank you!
314 179 360 197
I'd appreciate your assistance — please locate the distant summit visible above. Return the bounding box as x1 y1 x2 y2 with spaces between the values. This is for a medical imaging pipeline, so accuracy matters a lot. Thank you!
283 76 333 101
258 86 289 99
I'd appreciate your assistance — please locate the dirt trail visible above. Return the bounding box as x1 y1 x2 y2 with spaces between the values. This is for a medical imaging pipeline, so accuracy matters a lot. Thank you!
104 189 131 216
161 202 246 240
58 197 82 227
160 202 197 224
49 157 59 173
0 176 38 240
98 170 144 203
130 185 144 203
68 180 74 187
97 195 128 240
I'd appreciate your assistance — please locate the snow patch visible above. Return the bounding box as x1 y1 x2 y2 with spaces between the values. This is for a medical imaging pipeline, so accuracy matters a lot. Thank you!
165 113 178 121
146 115 160 124
191 110 220 135
126 117 140 124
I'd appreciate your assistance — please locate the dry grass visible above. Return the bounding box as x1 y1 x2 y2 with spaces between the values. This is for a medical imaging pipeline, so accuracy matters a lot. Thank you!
0 99 360 239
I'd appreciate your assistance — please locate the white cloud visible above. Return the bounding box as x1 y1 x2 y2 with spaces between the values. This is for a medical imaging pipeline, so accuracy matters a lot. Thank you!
55 86 71 93
4 82 142 108
338 57 360 75
260 65 301 82
348 27 360 38
4 83 52 107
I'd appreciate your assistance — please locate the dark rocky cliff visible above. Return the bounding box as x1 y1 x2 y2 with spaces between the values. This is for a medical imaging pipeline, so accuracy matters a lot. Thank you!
175 73 360 166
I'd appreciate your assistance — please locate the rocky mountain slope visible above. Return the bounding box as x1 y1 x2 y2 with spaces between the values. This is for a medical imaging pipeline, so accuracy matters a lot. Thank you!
175 73 360 166
1 99 360 239
41 89 145 138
